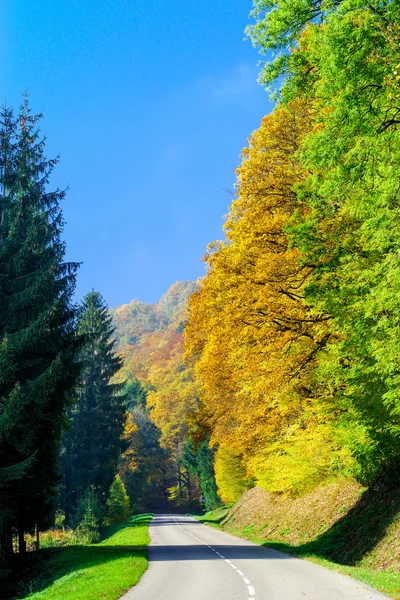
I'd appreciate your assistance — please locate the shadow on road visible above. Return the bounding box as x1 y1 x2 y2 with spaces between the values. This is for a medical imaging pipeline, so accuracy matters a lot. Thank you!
148 543 292 561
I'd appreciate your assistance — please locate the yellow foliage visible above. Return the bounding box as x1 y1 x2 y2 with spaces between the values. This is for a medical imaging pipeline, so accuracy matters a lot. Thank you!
185 101 339 493
120 411 140 474
214 445 249 504
145 328 200 455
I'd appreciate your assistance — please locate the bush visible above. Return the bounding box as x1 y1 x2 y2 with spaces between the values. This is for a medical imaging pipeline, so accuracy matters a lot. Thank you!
73 487 102 543
104 475 130 526
25 528 78 549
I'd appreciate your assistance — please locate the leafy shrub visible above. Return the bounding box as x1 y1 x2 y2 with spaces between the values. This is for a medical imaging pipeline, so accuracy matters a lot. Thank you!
25 528 78 549
73 487 102 543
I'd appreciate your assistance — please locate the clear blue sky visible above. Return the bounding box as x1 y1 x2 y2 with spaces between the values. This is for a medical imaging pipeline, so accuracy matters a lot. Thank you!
1 0 272 306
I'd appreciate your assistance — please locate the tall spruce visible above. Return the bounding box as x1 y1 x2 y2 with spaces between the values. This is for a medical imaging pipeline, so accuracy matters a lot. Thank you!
0 99 80 564
60 290 126 523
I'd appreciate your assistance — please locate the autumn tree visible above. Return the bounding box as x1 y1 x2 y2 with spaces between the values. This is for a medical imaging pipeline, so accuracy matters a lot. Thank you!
146 324 200 501
119 407 170 511
185 101 352 494
248 0 400 479
112 283 202 507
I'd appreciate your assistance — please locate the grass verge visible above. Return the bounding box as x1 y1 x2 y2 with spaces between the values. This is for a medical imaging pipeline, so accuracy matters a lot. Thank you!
7 513 153 600
194 508 400 600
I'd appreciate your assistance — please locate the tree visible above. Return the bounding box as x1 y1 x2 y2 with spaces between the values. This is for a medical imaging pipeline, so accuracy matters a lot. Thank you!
185 101 346 494
214 446 249 504
0 99 80 564
60 290 126 523
182 439 220 511
104 475 130 525
248 0 400 479
145 326 200 501
120 407 170 512
73 486 102 543
124 378 147 411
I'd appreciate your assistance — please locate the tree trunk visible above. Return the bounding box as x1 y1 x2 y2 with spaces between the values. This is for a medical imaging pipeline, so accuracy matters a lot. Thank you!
177 467 182 498
18 525 26 554
0 521 13 568
186 469 191 501
35 524 40 551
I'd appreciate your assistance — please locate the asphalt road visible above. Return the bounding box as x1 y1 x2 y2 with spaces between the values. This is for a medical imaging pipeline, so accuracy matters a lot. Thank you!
121 514 389 600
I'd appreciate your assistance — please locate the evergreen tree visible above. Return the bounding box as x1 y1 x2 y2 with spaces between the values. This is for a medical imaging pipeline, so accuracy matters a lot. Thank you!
124 378 147 411
0 99 80 564
104 475 130 525
182 439 220 511
60 290 126 523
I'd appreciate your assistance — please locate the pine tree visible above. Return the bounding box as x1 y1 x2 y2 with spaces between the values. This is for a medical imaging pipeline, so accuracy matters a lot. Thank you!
0 99 80 564
60 290 126 523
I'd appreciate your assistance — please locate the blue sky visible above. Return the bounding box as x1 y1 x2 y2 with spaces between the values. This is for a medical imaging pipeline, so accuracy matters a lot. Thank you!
1 0 272 306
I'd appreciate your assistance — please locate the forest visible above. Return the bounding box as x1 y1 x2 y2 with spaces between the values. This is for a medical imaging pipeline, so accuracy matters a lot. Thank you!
117 0 400 507
1 0 400 597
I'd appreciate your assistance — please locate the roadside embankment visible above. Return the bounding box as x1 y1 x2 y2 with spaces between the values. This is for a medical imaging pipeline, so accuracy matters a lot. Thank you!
195 478 400 599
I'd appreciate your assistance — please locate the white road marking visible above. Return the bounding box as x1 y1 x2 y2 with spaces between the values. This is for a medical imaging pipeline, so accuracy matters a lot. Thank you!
170 515 256 599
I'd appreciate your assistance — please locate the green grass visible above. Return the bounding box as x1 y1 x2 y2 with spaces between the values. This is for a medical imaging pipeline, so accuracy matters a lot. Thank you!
193 511 400 600
192 506 230 525
8 514 153 600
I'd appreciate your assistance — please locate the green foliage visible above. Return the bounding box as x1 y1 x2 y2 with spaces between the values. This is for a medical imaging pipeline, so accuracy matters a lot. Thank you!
242 0 400 485
60 291 126 523
73 488 102 544
183 439 220 511
54 511 66 529
25 528 78 550
0 99 80 563
124 378 147 410
104 476 130 526
6 514 152 600
289 0 400 477
120 407 170 511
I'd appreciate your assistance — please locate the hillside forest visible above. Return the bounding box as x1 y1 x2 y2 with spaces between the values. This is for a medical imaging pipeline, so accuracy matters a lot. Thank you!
0 0 400 587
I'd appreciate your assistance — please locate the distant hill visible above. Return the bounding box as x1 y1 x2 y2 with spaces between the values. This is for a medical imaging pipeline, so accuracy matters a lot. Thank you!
112 280 197 350
111 280 201 511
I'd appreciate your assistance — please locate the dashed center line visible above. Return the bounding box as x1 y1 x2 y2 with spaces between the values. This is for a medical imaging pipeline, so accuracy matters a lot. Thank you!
170 515 256 600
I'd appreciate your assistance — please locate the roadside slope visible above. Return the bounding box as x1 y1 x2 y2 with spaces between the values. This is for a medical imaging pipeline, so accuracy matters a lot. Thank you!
196 478 400 599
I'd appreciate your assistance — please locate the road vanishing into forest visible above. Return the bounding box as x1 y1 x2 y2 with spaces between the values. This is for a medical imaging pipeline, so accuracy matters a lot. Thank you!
121 514 389 600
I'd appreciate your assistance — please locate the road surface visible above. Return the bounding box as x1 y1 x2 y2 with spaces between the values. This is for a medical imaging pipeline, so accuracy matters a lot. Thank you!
121 514 389 600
